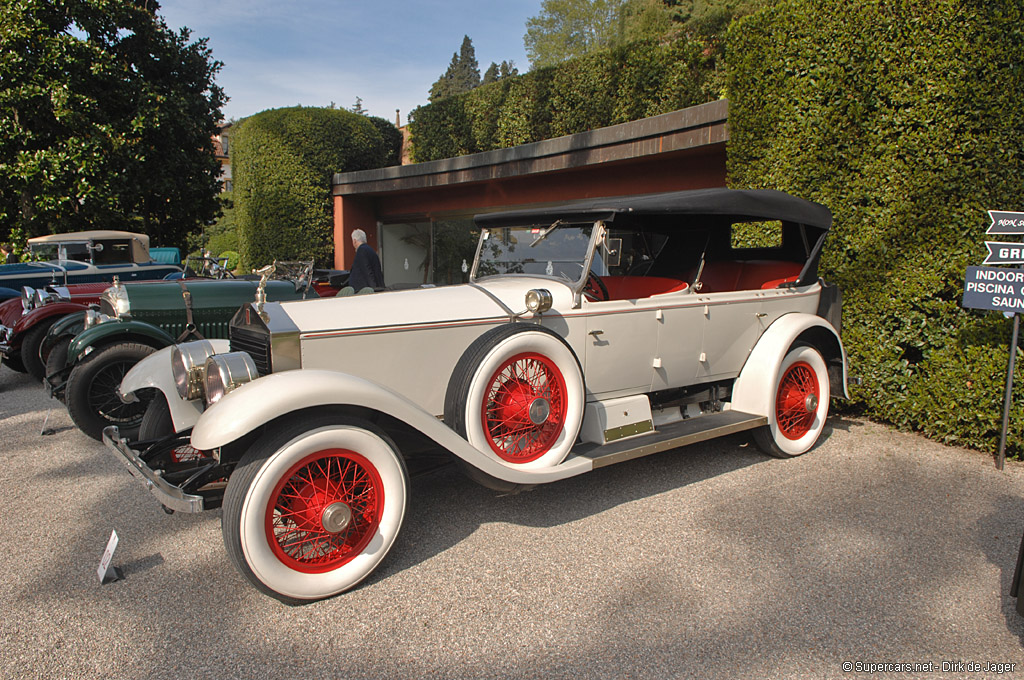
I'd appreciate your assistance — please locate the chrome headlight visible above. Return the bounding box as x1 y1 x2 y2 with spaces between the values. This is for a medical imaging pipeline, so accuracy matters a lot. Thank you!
101 280 131 318
204 352 259 405
20 286 36 313
171 340 218 400
83 308 112 330
525 288 553 314
33 289 56 308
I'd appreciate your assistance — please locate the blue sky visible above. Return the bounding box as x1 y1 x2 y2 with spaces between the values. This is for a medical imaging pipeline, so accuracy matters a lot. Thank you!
157 0 544 126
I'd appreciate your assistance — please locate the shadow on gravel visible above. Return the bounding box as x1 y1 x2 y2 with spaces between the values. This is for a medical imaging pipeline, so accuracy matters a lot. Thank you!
977 493 1024 644
376 430 770 588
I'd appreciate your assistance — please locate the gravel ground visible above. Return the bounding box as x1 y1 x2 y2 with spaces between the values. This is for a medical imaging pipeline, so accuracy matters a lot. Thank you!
2 365 1024 680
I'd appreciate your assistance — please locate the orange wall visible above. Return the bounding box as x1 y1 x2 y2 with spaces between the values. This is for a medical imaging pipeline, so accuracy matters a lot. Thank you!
333 196 378 269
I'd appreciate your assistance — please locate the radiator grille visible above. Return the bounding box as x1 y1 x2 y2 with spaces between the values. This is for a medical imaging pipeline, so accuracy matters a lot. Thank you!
230 325 272 375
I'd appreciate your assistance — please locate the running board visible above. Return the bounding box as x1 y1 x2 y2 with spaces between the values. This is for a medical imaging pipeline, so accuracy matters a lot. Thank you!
570 410 767 469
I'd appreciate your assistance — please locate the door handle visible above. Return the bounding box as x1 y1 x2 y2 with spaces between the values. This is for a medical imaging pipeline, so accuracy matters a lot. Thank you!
589 329 604 337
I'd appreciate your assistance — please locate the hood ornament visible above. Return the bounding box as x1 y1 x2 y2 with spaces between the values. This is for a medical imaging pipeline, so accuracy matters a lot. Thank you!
252 263 276 318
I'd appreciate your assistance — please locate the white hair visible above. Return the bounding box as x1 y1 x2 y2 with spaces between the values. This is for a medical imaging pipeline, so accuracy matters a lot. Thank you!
351 229 367 245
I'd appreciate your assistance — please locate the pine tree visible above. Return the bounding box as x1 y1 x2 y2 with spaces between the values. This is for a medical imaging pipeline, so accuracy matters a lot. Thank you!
429 35 482 101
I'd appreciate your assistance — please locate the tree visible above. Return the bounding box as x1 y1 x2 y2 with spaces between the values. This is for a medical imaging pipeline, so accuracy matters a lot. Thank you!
523 0 768 68
483 60 520 85
0 0 225 248
349 96 367 115
429 35 481 101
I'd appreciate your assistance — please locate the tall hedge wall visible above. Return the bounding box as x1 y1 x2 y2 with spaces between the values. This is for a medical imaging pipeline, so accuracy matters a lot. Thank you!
727 0 1024 454
232 107 400 268
409 38 716 162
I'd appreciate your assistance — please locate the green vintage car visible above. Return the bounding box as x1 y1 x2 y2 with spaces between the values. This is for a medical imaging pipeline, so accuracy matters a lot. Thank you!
51 267 319 440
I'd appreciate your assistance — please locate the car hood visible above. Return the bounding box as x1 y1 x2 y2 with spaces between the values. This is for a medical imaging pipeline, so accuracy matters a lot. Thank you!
259 276 577 336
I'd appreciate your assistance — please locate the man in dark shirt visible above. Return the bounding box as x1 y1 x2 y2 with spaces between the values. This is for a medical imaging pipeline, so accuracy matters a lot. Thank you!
348 228 384 291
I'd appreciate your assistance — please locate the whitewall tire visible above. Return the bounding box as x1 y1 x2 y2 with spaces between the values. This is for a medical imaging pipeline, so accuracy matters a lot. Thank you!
222 415 408 603
752 345 830 458
445 324 584 470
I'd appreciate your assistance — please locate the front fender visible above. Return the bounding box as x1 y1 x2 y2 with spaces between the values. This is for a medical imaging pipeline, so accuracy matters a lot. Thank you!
731 312 849 417
68 319 176 364
14 302 88 335
119 340 230 432
191 370 593 485
49 309 87 340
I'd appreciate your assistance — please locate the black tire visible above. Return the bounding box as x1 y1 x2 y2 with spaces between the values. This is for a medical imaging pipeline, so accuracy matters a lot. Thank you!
139 392 175 440
444 323 584 470
222 414 409 604
43 335 72 400
65 342 157 441
20 319 58 382
2 352 26 373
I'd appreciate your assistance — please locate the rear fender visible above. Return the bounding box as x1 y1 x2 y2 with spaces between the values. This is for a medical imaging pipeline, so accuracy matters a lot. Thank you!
731 312 849 417
68 319 176 364
119 340 230 432
191 370 593 485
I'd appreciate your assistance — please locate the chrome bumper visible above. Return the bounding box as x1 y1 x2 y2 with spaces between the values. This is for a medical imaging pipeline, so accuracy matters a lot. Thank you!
102 425 205 513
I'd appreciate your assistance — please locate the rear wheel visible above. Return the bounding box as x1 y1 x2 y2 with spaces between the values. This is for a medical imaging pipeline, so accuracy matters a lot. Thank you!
752 345 830 458
222 414 409 603
65 342 157 441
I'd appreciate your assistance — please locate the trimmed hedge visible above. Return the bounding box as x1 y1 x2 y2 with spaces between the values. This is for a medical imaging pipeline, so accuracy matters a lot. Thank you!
232 107 401 269
727 0 1024 455
409 38 718 162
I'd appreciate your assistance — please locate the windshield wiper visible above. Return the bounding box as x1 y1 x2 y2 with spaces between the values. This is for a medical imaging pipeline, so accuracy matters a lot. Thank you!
530 220 564 247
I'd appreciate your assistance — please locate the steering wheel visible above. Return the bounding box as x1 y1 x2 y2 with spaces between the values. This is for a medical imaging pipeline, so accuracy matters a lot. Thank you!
583 272 609 302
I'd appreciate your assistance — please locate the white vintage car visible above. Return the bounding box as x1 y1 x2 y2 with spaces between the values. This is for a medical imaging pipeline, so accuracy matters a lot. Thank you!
104 188 848 603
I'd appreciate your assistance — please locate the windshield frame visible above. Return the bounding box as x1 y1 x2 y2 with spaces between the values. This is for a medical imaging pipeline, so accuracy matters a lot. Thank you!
469 219 606 296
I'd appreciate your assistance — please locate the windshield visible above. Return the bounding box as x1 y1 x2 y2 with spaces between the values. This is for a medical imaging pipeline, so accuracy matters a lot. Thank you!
474 223 595 284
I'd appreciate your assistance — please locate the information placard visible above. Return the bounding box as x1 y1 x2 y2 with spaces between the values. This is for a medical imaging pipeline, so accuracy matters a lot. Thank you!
962 266 1024 313
987 211 1024 235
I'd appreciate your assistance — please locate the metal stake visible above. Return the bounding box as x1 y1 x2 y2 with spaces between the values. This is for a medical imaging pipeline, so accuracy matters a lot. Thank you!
998 313 1020 470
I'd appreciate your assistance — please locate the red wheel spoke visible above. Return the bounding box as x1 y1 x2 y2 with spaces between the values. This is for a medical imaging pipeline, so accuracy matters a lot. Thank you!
776 361 819 440
481 352 568 463
266 448 383 574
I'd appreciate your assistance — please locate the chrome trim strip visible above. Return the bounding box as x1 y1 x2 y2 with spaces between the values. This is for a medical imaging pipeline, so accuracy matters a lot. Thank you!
101 426 205 513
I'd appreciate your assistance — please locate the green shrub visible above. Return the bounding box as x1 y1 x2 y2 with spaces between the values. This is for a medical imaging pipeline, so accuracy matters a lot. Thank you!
409 38 719 162
232 107 400 269
218 250 240 272
727 0 1024 456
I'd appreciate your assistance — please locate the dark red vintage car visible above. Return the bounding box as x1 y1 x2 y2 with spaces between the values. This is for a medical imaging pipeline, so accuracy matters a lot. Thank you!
0 283 111 380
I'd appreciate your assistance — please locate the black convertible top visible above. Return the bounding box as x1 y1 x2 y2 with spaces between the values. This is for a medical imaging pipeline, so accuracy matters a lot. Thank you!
474 188 832 231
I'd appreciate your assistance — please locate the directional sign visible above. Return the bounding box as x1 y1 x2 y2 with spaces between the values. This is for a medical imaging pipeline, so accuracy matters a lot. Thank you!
983 241 1024 265
987 211 1024 235
962 266 1024 313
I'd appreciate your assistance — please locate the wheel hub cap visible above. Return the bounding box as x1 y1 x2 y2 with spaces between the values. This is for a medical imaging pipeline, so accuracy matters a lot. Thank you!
528 397 550 425
805 394 818 412
321 502 353 534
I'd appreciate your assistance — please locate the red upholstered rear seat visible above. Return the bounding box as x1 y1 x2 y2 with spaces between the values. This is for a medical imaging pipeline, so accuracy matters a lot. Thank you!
696 260 802 293
601 275 689 300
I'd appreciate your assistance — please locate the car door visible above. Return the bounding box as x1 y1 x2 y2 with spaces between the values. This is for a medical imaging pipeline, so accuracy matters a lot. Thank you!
695 292 767 381
583 298 659 398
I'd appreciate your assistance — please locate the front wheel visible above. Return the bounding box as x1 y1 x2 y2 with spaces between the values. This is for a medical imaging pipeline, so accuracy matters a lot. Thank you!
752 345 830 458
65 342 157 440
222 415 409 604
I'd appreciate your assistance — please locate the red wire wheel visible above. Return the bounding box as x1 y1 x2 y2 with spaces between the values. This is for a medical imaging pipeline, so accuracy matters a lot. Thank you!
265 449 383 574
774 360 820 440
481 352 568 463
